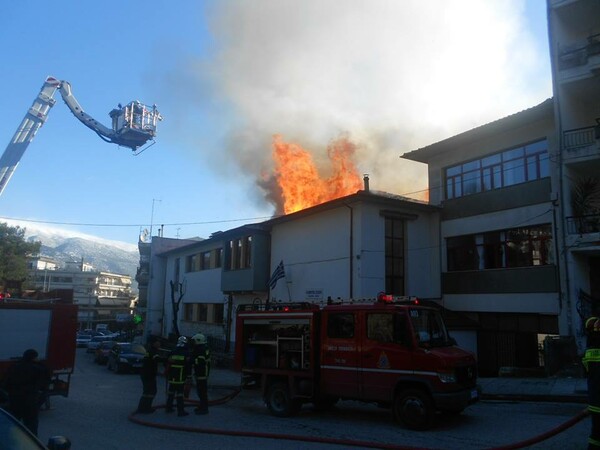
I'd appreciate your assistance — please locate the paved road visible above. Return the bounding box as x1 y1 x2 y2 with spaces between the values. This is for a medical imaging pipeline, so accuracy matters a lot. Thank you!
37 349 591 449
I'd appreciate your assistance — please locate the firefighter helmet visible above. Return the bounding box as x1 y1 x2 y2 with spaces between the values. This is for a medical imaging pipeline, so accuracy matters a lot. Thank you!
586 317 600 334
192 333 207 345
177 336 188 347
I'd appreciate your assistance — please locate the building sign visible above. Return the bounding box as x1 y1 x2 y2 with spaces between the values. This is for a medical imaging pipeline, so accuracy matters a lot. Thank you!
306 288 323 300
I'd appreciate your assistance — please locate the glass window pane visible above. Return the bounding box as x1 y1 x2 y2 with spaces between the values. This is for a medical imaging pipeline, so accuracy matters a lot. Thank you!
446 178 454 199
462 160 479 172
525 140 547 155
482 154 501 167
462 170 481 195
446 165 461 176
527 156 537 181
503 147 524 161
493 166 502 188
539 152 549 178
483 168 492 191
454 177 462 197
503 159 525 186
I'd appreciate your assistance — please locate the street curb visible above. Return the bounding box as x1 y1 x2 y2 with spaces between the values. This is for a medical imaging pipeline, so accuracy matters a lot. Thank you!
481 392 588 404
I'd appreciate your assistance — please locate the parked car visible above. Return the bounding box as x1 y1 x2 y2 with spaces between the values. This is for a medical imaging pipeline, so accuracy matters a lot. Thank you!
86 335 114 353
106 342 146 373
76 333 92 348
94 341 114 365
0 406 70 449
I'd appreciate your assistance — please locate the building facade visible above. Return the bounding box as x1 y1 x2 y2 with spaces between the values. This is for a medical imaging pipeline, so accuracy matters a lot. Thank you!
402 100 559 375
548 0 600 352
28 257 135 329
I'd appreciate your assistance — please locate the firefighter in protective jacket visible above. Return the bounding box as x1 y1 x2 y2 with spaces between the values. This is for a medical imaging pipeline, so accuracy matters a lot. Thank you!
583 315 600 449
191 333 211 414
165 336 191 417
136 338 163 414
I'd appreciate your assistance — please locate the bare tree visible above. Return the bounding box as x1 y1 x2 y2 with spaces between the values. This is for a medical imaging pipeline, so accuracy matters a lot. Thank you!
169 279 186 338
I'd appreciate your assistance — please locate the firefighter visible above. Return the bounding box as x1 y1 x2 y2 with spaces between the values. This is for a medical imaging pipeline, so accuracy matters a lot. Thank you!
165 336 191 417
584 315 600 449
136 337 163 414
191 333 211 415
1 349 50 436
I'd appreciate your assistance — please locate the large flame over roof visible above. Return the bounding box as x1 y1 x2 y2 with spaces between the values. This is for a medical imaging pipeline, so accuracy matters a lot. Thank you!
270 135 363 214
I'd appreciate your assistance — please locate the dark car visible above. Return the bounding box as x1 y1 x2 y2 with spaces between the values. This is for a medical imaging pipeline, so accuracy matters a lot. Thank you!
94 341 114 365
75 333 92 348
86 335 116 354
106 343 146 374
0 407 70 449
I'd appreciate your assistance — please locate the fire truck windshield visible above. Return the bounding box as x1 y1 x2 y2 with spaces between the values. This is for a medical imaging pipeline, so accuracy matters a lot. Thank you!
409 308 451 348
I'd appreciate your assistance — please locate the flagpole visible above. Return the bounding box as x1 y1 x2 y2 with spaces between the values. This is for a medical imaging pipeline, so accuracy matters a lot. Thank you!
286 281 291 302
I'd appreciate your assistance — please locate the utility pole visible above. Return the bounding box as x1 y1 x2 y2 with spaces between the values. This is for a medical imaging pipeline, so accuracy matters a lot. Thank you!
149 198 161 238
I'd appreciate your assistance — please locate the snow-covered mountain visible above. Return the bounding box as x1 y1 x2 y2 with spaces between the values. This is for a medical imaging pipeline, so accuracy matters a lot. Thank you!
4 219 140 284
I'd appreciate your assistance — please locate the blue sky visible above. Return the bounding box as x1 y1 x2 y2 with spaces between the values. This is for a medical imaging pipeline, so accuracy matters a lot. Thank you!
0 1 552 247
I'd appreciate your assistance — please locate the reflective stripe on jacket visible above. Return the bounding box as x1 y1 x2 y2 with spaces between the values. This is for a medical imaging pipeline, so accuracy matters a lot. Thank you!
583 348 600 371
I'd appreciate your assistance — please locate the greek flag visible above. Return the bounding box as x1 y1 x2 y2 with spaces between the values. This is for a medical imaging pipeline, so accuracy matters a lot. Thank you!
268 260 285 289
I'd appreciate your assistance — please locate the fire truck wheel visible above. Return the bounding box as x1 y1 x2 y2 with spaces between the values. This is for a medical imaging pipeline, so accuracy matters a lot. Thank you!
265 382 300 417
393 388 435 430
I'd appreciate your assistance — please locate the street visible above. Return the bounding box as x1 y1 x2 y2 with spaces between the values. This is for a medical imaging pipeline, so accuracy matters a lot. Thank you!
37 348 590 450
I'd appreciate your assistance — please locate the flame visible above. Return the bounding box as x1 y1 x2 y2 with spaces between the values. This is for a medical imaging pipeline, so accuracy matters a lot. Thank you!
272 135 363 214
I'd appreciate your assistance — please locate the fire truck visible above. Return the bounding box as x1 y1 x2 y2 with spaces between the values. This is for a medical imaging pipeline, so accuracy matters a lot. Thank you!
235 295 480 430
0 76 162 196
0 300 78 399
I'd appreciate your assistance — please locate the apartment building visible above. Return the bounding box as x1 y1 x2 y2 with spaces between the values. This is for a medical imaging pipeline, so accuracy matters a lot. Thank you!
28 257 135 328
547 0 600 351
402 99 559 375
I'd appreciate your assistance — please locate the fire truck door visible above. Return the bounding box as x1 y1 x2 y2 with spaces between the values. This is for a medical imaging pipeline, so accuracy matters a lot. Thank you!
360 312 412 402
320 312 360 398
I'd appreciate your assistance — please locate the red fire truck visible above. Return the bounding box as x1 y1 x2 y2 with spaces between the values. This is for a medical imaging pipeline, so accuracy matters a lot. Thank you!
235 295 479 430
0 301 78 399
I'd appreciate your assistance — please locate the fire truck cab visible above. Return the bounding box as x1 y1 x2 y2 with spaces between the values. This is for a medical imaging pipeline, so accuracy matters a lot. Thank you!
235 295 479 430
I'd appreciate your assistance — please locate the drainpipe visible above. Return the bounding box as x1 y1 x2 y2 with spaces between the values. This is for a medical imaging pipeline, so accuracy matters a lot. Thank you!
225 294 233 353
344 204 354 299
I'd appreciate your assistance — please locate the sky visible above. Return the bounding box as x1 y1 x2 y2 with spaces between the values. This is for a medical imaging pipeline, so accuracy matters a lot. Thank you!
0 0 552 248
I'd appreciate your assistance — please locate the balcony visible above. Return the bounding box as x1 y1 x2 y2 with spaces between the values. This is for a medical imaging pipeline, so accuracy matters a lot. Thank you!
557 33 600 84
567 213 600 234
563 126 600 163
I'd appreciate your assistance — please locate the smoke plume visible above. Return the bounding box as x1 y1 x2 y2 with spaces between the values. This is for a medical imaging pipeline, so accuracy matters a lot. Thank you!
176 0 550 210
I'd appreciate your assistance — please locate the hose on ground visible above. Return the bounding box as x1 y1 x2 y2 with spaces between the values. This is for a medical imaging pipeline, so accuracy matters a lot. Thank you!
128 388 590 450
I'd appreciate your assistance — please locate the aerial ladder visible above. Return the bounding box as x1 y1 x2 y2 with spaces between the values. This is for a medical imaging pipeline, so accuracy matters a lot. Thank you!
0 76 162 196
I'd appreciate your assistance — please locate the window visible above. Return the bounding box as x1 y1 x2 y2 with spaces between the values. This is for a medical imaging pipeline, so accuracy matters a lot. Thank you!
227 236 252 270
327 313 355 338
444 139 549 200
213 304 224 324
184 304 194 321
447 224 553 271
185 254 200 272
201 251 211 270
197 304 208 322
367 314 394 343
214 248 222 268
385 217 405 295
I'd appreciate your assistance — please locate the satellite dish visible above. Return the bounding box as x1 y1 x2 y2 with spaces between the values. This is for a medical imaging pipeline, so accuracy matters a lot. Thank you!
139 228 150 243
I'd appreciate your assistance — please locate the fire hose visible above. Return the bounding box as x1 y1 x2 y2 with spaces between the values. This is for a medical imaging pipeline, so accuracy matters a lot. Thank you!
128 389 590 450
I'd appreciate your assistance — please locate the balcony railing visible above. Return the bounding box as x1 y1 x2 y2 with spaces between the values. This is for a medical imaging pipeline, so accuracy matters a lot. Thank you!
564 126 598 151
558 33 600 70
566 214 600 234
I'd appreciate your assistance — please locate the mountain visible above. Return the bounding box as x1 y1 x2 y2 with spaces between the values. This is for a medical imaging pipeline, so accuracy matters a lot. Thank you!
8 221 141 289
33 236 140 280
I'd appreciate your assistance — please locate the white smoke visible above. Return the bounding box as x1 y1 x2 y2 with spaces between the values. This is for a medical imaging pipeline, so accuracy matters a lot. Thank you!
175 0 551 202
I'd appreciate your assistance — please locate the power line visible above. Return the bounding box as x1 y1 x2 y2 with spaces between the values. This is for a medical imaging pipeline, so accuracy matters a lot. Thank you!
0 215 277 228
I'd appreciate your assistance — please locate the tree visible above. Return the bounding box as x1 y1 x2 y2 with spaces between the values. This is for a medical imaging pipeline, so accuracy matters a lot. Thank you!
169 278 186 338
0 222 41 293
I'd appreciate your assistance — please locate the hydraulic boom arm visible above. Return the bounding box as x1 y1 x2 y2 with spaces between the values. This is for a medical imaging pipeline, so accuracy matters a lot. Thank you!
0 76 162 196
